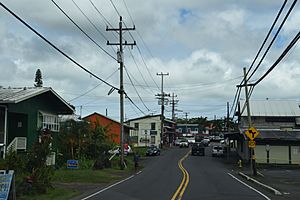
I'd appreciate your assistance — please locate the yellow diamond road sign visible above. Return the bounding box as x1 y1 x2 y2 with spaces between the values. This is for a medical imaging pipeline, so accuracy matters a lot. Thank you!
245 127 259 140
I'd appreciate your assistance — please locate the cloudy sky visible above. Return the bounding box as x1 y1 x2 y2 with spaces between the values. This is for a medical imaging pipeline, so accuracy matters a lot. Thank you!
1 0 300 121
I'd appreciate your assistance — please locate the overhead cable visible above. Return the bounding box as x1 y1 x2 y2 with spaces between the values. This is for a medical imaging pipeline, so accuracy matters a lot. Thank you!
70 0 116 54
253 31 300 86
50 0 117 61
68 69 119 102
247 0 297 81
245 0 288 81
124 66 151 111
0 2 119 91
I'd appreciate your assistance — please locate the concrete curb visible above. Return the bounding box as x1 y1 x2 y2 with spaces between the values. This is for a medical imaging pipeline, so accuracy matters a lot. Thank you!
238 172 282 196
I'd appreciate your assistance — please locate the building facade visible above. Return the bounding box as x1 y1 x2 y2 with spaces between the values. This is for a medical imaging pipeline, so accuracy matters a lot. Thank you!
83 112 131 145
237 100 300 164
127 115 175 147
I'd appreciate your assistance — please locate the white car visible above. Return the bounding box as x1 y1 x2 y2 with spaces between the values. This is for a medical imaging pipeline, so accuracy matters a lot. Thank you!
179 139 189 148
212 145 224 157
108 145 132 155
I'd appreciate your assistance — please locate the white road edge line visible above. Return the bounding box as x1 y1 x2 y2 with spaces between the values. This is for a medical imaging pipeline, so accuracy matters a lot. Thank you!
81 175 135 200
136 170 142 175
227 173 271 200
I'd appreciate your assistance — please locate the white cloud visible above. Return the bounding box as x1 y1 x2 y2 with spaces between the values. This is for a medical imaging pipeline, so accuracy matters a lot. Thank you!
0 0 299 120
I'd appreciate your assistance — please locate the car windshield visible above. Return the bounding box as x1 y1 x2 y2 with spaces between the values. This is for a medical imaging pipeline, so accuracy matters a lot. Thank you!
5 1 293 199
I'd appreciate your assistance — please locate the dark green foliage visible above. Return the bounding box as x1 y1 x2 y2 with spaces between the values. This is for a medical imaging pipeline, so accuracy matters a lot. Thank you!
34 69 43 87
4 150 26 174
3 129 54 196
23 128 54 194
58 119 89 160
58 119 114 170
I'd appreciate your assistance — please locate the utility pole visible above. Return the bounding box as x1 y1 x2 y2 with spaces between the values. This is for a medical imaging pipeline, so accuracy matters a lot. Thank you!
170 93 179 121
227 102 230 132
243 67 257 176
156 72 169 148
107 16 136 170
184 112 189 134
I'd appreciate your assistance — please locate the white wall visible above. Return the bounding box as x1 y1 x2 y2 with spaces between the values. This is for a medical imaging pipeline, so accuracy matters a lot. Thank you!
129 116 161 147
256 145 289 164
291 146 300 164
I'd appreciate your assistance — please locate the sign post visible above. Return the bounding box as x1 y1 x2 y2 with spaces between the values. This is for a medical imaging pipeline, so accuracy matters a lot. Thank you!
245 126 259 176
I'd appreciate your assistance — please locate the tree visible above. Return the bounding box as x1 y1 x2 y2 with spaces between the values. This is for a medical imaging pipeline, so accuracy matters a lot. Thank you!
34 69 43 87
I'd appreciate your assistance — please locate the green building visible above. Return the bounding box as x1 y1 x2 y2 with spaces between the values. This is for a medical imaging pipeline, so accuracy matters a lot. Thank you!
0 87 74 160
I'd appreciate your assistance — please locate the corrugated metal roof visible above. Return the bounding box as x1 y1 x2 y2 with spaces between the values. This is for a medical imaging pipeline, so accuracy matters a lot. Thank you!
0 87 50 103
240 100 300 117
0 87 74 113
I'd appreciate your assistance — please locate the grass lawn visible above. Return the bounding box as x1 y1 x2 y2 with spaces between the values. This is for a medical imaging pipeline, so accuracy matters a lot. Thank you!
52 168 128 183
16 156 137 200
18 188 80 200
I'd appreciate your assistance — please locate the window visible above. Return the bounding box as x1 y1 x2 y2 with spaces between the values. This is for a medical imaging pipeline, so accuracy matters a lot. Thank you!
187 128 191 133
39 112 59 132
134 123 139 130
151 122 156 130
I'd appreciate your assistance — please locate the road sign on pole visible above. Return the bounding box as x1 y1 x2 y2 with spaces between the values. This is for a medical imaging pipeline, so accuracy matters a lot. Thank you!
245 127 259 140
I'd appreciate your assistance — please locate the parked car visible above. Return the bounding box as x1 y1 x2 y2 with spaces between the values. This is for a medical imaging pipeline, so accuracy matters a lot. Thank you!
174 138 183 146
146 145 161 156
202 138 210 146
191 142 205 156
108 144 132 156
211 145 224 157
179 139 189 148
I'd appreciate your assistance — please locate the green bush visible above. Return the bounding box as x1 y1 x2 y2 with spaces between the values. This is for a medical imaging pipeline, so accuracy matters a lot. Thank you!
132 147 148 157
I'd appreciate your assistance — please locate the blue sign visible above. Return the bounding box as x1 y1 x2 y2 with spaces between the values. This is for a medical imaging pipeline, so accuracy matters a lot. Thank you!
0 171 14 200
67 160 79 169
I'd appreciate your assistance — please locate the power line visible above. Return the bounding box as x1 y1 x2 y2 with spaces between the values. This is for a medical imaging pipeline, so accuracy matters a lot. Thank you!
68 68 119 102
136 45 160 90
247 0 297 82
122 0 135 26
70 0 116 54
50 0 117 61
231 0 294 118
124 66 151 111
245 0 288 81
126 46 155 94
0 2 119 91
109 0 121 17
252 31 300 86
89 0 114 27
125 93 147 115
124 65 154 96
109 0 160 90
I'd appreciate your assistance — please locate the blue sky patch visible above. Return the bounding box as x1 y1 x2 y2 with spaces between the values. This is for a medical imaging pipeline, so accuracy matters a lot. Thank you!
179 8 192 24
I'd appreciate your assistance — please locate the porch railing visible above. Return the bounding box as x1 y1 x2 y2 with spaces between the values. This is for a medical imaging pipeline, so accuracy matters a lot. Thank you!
7 137 27 152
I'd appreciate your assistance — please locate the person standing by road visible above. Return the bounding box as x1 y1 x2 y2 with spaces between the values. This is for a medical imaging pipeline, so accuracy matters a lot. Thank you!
133 153 139 171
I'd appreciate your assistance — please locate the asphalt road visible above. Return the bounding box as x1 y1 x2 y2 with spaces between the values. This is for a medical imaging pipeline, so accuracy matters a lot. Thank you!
82 145 269 200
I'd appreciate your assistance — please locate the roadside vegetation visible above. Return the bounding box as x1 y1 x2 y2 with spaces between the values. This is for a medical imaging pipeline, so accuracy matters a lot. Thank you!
0 119 139 200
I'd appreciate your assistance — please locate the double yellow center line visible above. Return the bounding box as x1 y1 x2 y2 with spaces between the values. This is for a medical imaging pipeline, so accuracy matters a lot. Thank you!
171 150 190 200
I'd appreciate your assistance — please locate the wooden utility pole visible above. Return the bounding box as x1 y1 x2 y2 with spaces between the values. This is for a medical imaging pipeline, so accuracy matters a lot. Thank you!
107 16 135 169
170 93 178 121
243 67 257 176
156 72 169 148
